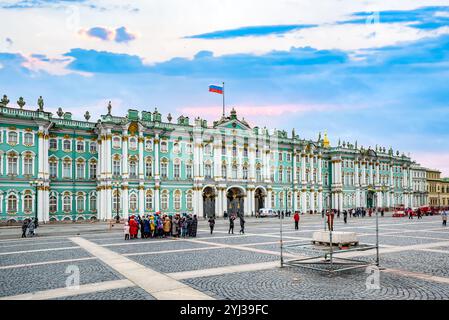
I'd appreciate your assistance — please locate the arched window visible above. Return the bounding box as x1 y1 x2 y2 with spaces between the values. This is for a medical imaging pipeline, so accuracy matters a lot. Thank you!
129 193 137 212
145 191 153 211
8 131 18 145
63 194 71 212
7 194 17 212
63 139 71 151
77 194 84 212
286 168 291 183
145 158 153 178
90 194 97 212
278 167 283 183
49 159 57 178
204 144 211 155
279 192 284 208
161 191 169 210
174 190 181 210
24 133 34 145
186 191 193 210
23 191 33 213
49 194 57 213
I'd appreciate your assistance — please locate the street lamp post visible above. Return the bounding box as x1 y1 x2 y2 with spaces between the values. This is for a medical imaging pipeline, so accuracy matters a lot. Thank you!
29 180 43 226
112 181 120 223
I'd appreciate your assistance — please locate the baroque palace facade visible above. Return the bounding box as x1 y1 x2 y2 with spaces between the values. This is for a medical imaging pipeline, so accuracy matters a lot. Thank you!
0 96 428 223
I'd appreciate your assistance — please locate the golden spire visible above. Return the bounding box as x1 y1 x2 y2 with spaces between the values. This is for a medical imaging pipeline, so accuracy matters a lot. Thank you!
323 130 330 148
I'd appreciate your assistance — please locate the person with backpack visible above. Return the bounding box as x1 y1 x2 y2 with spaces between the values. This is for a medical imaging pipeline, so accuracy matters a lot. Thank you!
191 215 198 237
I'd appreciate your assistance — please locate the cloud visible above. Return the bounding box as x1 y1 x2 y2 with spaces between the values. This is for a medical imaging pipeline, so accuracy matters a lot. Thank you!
114 26 136 43
63 48 149 73
0 0 86 9
185 24 317 39
79 26 136 43
86 26 112 41
340 6 449 30
412 152 449 177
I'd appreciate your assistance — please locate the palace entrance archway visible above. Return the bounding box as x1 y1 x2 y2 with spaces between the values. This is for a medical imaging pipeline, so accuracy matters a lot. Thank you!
255 187 266 214
203 186 216 218
367 190 375 209
227 187 245 217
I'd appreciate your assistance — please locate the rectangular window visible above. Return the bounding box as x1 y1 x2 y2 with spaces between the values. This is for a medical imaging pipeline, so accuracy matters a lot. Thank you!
50 139 58 150
63 162 71 179
24 158 33 175
174 164 180 179
76 163 85 179
8 157 17 175
186 164 192 179
90 163 97 179
50 162 57 178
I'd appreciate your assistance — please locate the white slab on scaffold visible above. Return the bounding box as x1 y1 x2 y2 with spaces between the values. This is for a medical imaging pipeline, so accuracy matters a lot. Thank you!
312 231 358 244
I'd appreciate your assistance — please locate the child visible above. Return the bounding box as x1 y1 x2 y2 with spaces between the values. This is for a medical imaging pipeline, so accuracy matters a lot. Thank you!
124 222 130 240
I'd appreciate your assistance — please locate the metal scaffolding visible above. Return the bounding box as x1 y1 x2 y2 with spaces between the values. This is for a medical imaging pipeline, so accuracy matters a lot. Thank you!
279 210 380 274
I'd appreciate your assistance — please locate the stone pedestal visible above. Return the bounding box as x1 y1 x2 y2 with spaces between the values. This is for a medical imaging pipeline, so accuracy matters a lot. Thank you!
312 231 358 245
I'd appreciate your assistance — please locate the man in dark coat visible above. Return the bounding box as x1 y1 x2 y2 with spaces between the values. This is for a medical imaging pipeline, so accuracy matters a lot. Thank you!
239 214 245 234
191 215 198 237
21 218 29 238
208 216 215 234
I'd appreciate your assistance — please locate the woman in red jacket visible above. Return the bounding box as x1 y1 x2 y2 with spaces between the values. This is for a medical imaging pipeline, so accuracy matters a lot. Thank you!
129 216 138 239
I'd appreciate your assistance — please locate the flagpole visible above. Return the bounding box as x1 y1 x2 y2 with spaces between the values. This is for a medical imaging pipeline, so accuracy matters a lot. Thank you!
222 81 225 118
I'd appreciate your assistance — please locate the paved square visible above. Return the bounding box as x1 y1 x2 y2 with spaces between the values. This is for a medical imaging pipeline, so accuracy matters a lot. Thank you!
1 214 449 300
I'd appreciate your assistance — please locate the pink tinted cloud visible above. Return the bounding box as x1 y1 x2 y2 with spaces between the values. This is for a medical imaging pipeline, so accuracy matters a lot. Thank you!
412 152 449 177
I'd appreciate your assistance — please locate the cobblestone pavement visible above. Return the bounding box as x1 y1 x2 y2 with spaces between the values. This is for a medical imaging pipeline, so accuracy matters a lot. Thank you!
0 215 448 300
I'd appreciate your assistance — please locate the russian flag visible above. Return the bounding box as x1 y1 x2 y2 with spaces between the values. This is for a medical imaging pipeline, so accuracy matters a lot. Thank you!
209 84 223 94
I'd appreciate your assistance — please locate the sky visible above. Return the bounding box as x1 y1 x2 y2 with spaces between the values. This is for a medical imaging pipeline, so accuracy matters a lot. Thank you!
0 0 449 175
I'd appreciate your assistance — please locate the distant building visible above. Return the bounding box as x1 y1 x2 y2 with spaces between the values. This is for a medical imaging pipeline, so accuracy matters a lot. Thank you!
426 169 449 207
0 96 430 222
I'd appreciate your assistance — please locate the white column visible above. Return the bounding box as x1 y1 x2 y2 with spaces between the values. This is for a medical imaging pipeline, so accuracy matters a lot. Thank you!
293 150 297 183
154 187 160 212
375 162 380 185
318 191 323 212
138 133 144 179
293 189 298 212
249 141 256 181
310 191 315 212
122 132 128 178
123 187 129 218
139 186 144 215
301 153 306 184
214 140 221 179
318 155 322 185
301 190 307 213
338 192 343 211
310 155 314 184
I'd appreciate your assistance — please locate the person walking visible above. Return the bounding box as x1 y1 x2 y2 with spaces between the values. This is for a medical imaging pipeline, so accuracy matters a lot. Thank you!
149 215 155 238
21 218 29 238
129 216 138 239
229 213 235 234
181 215 188 238
143 217 150 238
326 210 335 231
343 210 348 224
293 212 300 230
239 214 245 234
442 210 448 227
208 216 215 234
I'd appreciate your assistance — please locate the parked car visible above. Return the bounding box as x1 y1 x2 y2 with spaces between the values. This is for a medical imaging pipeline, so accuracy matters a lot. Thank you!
258 208 277 218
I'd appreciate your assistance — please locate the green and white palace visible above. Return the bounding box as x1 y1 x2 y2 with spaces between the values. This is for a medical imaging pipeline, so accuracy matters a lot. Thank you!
0 95 428 223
